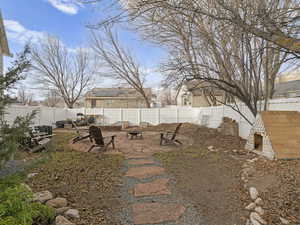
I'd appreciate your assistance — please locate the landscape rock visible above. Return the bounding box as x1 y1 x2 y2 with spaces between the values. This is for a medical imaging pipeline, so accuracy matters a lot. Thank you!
55 215 74 225
242 167 256 177
254 197 263 206
249 187 259 200
245 202 256 210
251 219 261 225
55 207 70 215
27 173 38 179
250 212 267 225
255 206 264 215
64 209 80 219
279 217 290 224
33 190 53 203
208 146 214 151
46 198 68 208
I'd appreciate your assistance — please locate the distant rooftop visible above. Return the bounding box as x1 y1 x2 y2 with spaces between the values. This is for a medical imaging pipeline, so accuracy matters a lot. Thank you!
85 88 152 98
274 80 300 97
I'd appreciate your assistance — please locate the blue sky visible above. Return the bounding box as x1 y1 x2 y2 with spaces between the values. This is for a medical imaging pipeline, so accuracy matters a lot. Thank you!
2 0 166 91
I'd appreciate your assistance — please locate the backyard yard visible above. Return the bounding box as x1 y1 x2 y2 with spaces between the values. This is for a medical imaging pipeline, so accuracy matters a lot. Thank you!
1 123 299 225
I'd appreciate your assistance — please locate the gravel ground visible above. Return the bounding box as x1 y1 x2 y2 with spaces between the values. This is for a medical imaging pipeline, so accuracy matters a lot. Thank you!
0 160 26 178
118 157 204 225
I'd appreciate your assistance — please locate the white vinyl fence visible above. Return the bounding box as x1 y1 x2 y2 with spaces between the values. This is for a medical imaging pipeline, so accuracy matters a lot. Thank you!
5 97 300 139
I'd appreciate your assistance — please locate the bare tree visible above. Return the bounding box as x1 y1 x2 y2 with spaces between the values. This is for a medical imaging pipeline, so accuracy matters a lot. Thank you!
31 36 95 108
17 85 33 105
83 0 300 55
43 89 61 107
126 4 288 122
91 27 151 108
83 0 290 122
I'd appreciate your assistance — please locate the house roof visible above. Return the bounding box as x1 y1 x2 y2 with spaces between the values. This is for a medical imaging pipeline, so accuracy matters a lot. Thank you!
273 80 300 97
85 88 152 98
0 10 11 56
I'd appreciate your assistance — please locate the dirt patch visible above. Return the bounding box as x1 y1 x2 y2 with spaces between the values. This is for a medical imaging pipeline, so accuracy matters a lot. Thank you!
71 130 193 157
132 123 246 151
249 159 300 224
28 131 124 225
192 126 246 151
155 147 250 225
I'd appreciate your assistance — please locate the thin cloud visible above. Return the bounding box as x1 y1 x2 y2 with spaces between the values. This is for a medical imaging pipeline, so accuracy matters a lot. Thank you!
4 20 46 44
46 0 83 15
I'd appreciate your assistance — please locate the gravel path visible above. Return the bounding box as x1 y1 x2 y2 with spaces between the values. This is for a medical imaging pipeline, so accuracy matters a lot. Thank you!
118 155 204 225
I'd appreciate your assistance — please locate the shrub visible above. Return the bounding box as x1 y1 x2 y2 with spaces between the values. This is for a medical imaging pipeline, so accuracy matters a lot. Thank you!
0 184 55 225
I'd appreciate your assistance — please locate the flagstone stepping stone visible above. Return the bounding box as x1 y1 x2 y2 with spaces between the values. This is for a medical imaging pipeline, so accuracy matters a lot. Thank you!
125 166 165 179
134 178 171 197
128 159 156 166
132 202 186 224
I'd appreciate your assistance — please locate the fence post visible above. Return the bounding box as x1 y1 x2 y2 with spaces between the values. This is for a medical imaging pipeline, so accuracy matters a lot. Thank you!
176 108 179 123
39 107 42 126
120 108 123 122
222 105 225 118
138 108 141 125
157 108 160 125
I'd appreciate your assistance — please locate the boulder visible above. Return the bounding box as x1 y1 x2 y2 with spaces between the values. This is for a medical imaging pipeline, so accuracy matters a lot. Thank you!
55 215 74 225
251 219 261 225
64 209 80 219
245 202 256 210
56 207 71 215
255 206 264 215
46 198 68 208
279 217 290 224
249 187 259 200
27 173 38 179
33 191 53 203
250 212 267 225
255 198 263 206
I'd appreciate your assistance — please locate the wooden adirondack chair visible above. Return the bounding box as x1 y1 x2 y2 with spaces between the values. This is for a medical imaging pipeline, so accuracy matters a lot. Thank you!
71 121 90 144
160 123 183 146
87 126 116 152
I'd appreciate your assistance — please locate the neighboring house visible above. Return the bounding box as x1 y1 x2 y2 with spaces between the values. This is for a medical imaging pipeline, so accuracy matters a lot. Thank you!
273 80 300 99
276 68 300 83
0 10 11 76
177 80 225 107
85 88 153 108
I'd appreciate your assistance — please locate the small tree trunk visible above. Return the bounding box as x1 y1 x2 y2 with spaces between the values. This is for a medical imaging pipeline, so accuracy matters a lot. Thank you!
144 97 151 108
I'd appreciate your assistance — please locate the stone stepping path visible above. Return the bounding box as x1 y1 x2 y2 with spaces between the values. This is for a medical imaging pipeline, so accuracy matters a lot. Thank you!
133 178 171 197
132 202 186 224
119 155 203 225
125 166 165 179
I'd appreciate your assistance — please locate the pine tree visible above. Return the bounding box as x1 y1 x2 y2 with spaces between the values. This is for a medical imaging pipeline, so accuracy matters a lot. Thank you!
0 46 33 167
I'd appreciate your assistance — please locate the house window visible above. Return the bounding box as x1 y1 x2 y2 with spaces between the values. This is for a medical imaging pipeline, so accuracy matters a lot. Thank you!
91 99 96 108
